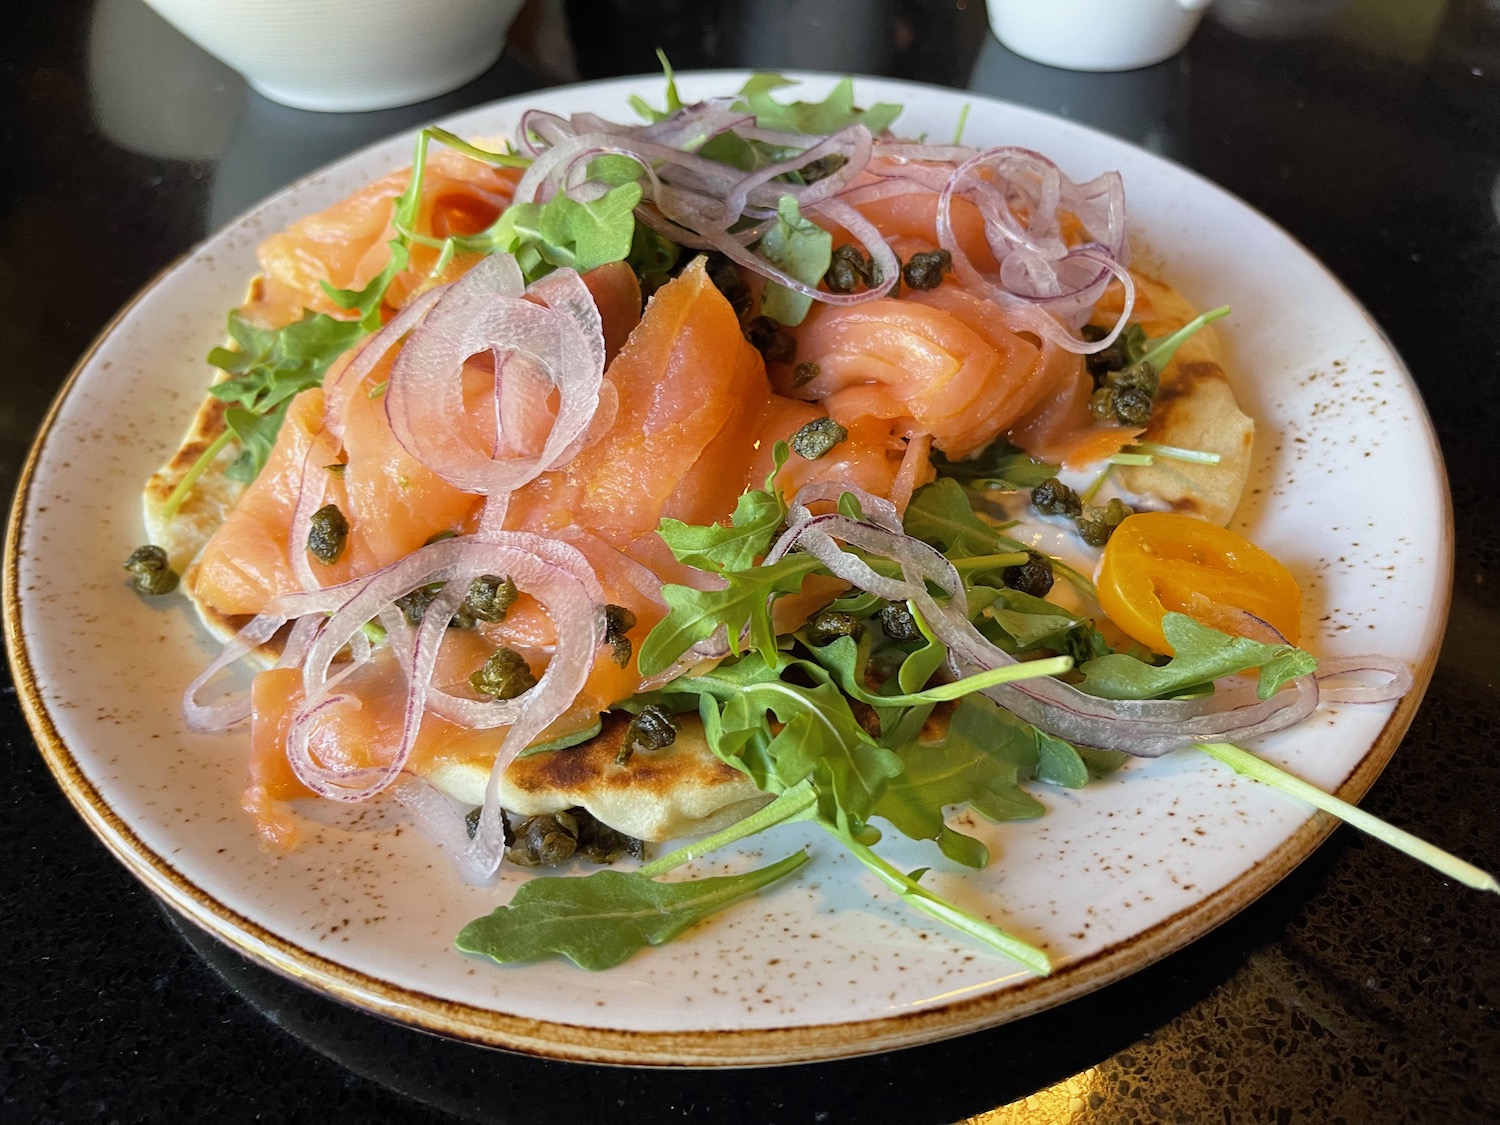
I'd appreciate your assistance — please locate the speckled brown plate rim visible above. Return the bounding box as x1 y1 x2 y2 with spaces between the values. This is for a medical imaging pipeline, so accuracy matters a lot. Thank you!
3 100 1451 1069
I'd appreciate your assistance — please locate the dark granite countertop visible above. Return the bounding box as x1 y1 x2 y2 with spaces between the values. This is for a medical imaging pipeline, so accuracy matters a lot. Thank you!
4 1 1498 1121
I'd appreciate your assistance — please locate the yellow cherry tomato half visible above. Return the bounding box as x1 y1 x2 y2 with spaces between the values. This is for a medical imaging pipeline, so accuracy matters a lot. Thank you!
1095 511 1303 655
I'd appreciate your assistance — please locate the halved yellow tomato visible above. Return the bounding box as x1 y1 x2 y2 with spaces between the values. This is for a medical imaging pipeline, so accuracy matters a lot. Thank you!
1095 511 1302 655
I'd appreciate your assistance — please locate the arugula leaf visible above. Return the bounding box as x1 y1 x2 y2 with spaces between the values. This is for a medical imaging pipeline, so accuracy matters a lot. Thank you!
715 675 904 827
656 482 787 573
904 478 1024 559
1033 729 1091 789
628 49 686 122
757 195 833 326
456 851 808 970
1076 613 1317 701
874 695 1046 868
931 439 1059 492
636 555 821 675
737 74 903 136
483 180 644 282
221 404 289 482
323 241 412 331
974 586 1111 663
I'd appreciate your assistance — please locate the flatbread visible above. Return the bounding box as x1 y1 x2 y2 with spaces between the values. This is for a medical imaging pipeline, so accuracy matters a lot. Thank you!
426 713 770 842
1110 272 1254 526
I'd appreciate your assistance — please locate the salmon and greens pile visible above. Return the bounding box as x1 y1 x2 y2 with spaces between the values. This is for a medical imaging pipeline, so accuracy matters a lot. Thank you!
138 75 1414 973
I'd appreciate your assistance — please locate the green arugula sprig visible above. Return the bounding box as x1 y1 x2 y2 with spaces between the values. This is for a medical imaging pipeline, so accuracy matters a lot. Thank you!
163 129 462 517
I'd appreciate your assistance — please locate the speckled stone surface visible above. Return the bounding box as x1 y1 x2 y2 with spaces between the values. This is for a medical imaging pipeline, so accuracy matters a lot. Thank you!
4 1 1499 1122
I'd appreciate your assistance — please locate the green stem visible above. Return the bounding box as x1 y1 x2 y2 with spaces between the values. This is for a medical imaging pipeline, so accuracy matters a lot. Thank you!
1196 742 1500 894
162 427 236 521
832 828 1053 976
1141 305 1230 372
1081 463 1113 504
423 126 532 168
1108 453 1154 467
1127 441 1222 466
862 654 1074 708
638 781 817 878
952 552 1030 572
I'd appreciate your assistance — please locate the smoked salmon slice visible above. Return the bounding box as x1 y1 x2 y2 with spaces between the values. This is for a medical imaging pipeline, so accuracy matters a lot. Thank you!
506 257 772 551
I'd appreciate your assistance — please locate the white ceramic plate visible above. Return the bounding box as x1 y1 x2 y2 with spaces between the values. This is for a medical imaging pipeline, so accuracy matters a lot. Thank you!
5 74 1449 1067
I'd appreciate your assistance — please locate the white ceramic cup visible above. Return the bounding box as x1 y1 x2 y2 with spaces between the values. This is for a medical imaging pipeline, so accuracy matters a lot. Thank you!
987 0 1212 72
141 0 524 112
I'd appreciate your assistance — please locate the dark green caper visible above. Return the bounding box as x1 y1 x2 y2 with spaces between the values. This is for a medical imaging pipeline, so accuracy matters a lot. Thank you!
469 647 537 700
506 811 579 867
705 252 754 320
307 503 349 565
124 544 179 596
901 249 952 291
1088 387 1117 423
424 529 458 546
617 704 678 765
746 316 797 364
1076 498 1134 547
791 361 822 388
878 601 922 643
825 244 875 293
573 809 644 864
464 574 517 623
1110 387 1155 427
790 417 848 460
1103 359 1159 397
1085 323 1147 378
1031 478 1083 519
1003 551 1056 598
808 609 862 645
799 152 847 183
395 584 441 626
603 603 636 668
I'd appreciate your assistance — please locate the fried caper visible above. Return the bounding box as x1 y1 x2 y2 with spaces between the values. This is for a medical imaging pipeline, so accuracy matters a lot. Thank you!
878 601 923 643
790 417 848 460
808 608 862 645
307 504 349 565
825 244 876 293
603 603 636 668
902 249 952 290
469 647 537 700
746 316 797 364
1031 478 1083 519
123 545 179 596
1003 551 1056 598
1076 498 1134 547
618 704 678 765
464 574 517 623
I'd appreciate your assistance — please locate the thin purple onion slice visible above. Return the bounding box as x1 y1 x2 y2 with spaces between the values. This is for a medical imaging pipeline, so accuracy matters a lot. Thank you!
385 254 606 523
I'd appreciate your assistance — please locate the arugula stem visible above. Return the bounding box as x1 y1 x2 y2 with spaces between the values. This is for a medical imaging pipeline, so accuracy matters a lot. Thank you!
422 126 532 168
867 654 1074 707
831 828 1053 975
1196 742 1500 894
1127 441 1222 466
951 552 1030 572
1108 453 1154 467
952 103 971 145
1140 305 1230 372
638 781 817 878
1081 463 1113 504
161 427 236 521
